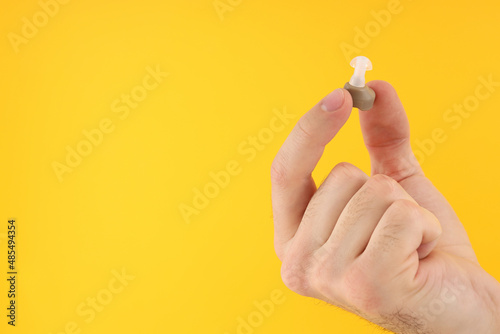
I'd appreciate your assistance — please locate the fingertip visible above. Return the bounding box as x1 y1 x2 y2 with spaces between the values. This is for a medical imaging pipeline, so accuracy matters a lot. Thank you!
416 239 438 260
421 207 443 240
320 88 346 112
366 80 396 94
358 79 409 145
364 80 402 111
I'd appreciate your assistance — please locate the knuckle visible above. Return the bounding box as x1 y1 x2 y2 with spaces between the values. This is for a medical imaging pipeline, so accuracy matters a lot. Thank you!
309 252 328 292
295 116 315 144
331 162 366 183
280 259 311 296
342 265 383 314
318 163 367 194
363 174 398 198
309 254 337 298
311 270 332 298
309 247 347 303
387 199 420 221
379 200 422 243
270 157 288 187
374 154 423 183
378 224 404 249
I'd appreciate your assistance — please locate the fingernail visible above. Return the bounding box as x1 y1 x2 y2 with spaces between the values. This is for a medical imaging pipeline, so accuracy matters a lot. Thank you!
321 88 345 112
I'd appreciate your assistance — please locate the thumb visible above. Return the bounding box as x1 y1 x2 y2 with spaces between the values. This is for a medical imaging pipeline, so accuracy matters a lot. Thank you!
359 80 423 182
359 80 476 260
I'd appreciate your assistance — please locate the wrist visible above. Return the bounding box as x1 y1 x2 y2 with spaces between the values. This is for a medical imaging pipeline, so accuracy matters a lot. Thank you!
424 273 500 334
492 284 500 333
479 274 500 334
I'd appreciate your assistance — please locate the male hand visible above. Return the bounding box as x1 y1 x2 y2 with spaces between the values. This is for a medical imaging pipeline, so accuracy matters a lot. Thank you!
270 81 500 333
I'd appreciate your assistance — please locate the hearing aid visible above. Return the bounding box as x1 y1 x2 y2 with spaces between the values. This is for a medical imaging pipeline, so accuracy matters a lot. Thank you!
344 56 376 111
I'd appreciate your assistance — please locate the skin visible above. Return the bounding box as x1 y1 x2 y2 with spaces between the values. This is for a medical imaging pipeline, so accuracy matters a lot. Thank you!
270 81 500 333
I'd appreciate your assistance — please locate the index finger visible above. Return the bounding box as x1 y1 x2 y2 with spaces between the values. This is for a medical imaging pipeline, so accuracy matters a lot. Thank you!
271 88 353 259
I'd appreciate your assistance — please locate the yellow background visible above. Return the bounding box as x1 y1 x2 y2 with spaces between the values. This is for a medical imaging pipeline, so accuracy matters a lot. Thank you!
1 0 500 333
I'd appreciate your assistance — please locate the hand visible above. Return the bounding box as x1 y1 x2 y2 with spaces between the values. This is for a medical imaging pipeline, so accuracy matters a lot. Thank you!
270 81 500 333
